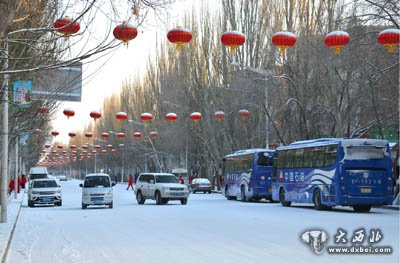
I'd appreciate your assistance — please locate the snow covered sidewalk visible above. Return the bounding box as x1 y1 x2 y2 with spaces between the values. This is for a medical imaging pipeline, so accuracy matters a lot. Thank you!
0 192 25 262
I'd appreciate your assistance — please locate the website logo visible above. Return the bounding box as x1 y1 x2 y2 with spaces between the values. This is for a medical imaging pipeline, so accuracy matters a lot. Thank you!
301 230 328 255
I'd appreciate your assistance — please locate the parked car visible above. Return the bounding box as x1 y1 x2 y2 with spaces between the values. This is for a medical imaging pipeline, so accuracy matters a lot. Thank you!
28 179 62 207
135 173 190 205
80 173 115 209
190 178 212 193
28 166 48 183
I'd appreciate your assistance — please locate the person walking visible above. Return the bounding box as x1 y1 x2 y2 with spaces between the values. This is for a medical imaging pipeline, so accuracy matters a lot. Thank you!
126 174 134 190
21 174 27 189
8 179 15 196
179 176 184 184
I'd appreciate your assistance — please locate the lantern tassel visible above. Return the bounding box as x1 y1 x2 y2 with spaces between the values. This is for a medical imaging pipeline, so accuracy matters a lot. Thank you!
229 45 238 54
334 46 342 55
279 46 286 56
386 44 395 53
176 43 183 52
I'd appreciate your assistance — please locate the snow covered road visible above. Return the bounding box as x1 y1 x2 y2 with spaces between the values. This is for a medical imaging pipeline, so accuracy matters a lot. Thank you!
6 180 399 263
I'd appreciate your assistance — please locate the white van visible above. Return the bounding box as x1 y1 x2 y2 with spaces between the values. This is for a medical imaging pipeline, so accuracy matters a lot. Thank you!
29 166 48 182
79 173 115 209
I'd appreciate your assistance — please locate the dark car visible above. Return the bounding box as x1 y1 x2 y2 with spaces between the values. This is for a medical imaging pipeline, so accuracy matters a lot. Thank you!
190 178 212 194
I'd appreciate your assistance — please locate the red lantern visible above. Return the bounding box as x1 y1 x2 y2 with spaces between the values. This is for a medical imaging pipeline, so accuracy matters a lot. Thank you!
378 29 400 53
133 132 142 139
117 133 126 139
51 131 59 137
238 109 249 120
107 144 113 149
41 150 47 154
34 129 42 135
54 17 80 36
167 28 192 51
57 145 63 149
190 112 202 122
92 150 97 155
38 107 48 114
140 113 153 122
101 150 107 154
221 31 246 53
113 23 138 45
68 132 76 138
272 31 297 55
214 111 225 120
94 145 101 150
119 144 124 148
70 145 77 150
82 151 88 155
63 108 75 119
166 113 178 123
149 131 158 139
82 145 89 150
116 112 128 121
111 149 117 154
84 132 93 138
90 111 101 121
324 31 350 55
45 144 51 149
101 132 109 139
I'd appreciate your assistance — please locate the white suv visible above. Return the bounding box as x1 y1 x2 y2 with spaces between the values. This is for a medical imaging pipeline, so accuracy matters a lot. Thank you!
28 179 62 207
135 173 189 205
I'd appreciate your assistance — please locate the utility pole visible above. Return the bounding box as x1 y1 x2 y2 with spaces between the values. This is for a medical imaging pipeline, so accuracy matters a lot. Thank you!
1 38 10 223
14 136 18 199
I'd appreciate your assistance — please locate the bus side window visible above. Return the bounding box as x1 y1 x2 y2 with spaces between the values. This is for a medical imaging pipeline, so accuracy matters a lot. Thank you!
272 157 278 182
324 145 338 167
303 148 313 168
294 149 304 168
314 147 325 168
286 150 295 168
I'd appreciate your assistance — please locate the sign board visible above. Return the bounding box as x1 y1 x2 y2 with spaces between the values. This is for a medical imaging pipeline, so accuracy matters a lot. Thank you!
13 80 32 108
32 62 82 102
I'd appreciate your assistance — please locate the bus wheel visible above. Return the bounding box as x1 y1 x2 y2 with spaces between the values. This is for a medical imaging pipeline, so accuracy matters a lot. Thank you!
279 188 291 207
313 190 324 210
353 205 371 213
240 185 248 202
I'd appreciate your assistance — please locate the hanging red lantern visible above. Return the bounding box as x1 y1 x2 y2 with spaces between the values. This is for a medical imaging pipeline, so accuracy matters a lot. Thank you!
68 132 76 138
38 107 48 114
63 108 75 119
70 145 77 150
166 113 178 123
133 132 142 139
90 111 102 121
167 28 192 51
117 133 126 139
101 150 107 154
378 29 400 53
57 145 63 149
238 109 250 120
41 150 47 154
190 112 202 122
94 145 101 150
107 144 113 149
119 144 124 148
221 31 246 53
62 150 67 155
140 112 153 122
149 131 158 139
51 131 59 137
82 145 89 150
92 150 97 155
45 144 51 149
54 17 80 36
113 23 138 46
84 132 93 138
82 151 88 155
101 132 109 139
214 111 225 120
116 112 128 121
111 149 117 154
324 31 350 55
272 31 297 55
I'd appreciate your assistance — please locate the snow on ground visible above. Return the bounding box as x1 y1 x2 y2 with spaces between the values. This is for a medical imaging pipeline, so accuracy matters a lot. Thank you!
5 180 399 263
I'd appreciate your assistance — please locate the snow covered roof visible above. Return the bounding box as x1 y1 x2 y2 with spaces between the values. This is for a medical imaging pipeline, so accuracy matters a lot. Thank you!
225 148 275 158
279 138 389 150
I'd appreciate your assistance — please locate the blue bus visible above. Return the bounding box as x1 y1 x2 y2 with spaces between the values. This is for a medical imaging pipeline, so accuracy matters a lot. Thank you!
222 149 276 202
272 138 394 212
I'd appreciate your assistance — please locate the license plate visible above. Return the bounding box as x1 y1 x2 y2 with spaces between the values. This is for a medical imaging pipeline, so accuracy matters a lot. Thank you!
174 193 184 197
361 188 371 193
43 197 51 202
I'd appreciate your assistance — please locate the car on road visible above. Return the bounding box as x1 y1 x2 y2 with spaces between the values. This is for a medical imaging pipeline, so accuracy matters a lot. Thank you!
135 173 190 205
28 178 62 207
28 166 48 183
80 173 115 209
190 178 212 193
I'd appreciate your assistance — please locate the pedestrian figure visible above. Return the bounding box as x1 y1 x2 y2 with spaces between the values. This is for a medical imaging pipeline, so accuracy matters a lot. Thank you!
127 174 134 190
179 176 184 184
17 175 21 193
21 174 27 189
114 175 118 184
8 179 15 196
